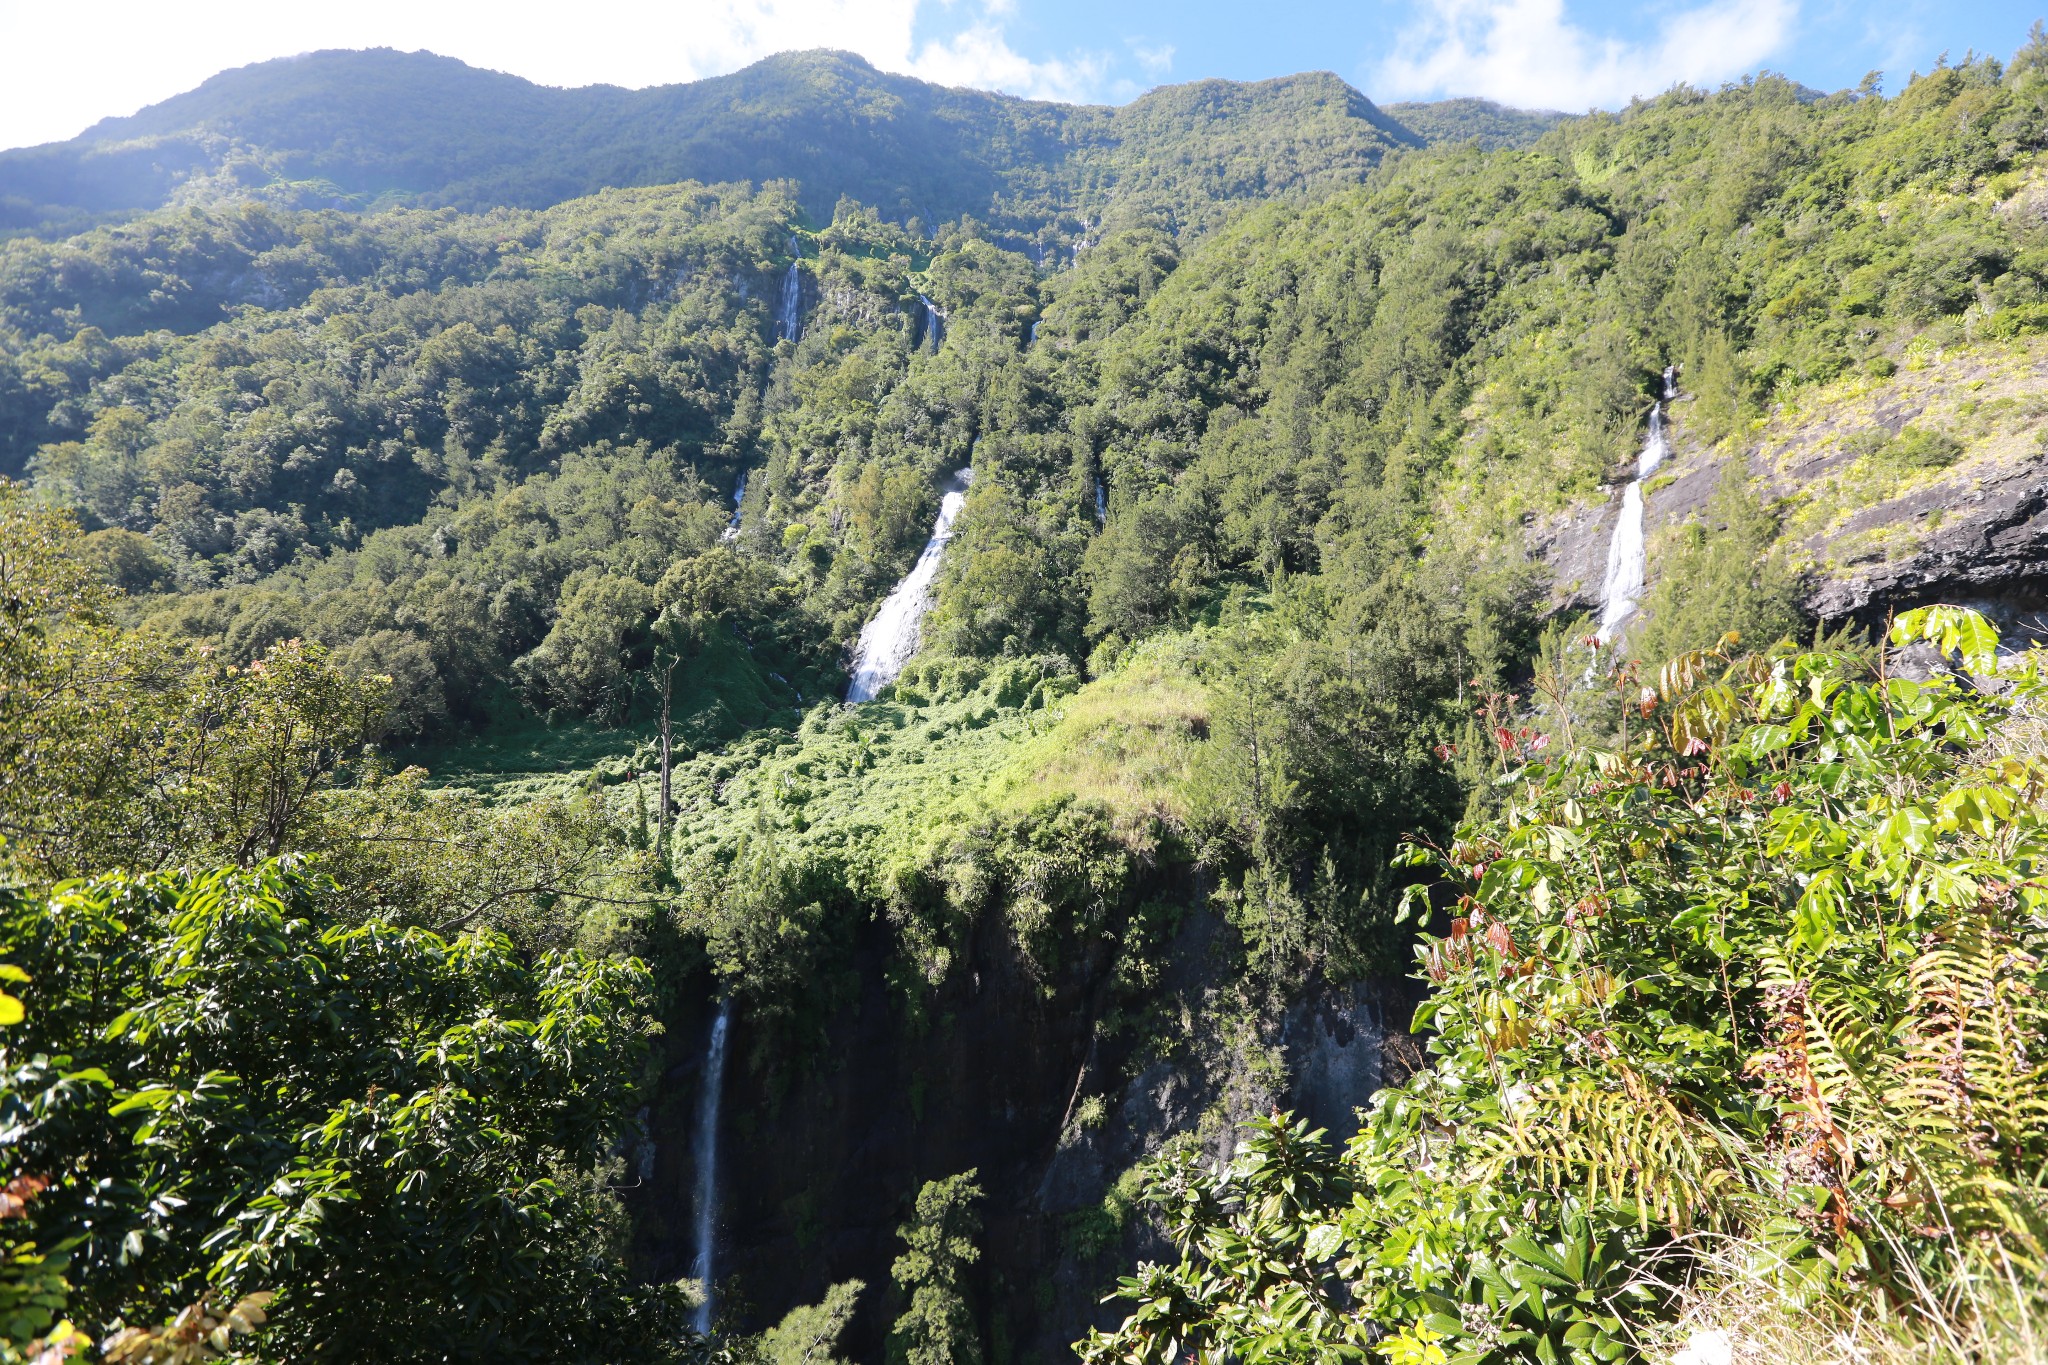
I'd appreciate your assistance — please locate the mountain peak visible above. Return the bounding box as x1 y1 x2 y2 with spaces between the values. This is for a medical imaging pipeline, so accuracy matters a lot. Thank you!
0 47 1559 238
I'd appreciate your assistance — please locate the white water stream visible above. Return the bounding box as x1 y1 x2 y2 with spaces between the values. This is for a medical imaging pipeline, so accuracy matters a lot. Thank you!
846 469 973 702
1596 367 1678 644
720 472 747 542
916 294 947 352
689 1000 732 1335
776 256 804 343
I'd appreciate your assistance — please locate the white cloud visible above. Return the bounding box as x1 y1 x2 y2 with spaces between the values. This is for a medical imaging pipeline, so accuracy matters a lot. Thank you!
906 22 1112 102
1374 0 1799 110
0 0 1114 150
1131 42 1176 77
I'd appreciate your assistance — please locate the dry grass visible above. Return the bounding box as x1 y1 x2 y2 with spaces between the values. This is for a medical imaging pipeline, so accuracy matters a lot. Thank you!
1748 336 2048 565
1635 1236 2048 1365
983 649 1209 840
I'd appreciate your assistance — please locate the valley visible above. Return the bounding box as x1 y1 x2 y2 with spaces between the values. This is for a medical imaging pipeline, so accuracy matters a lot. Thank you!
4 32 2048 1365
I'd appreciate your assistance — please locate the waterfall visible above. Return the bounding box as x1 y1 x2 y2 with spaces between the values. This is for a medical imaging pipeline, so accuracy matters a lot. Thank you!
916 294 947 353
720 472 747 542
776 256 803 343
846 469 973 703
1094 478 1107 525
1029 318 1042 345
1595 367 1678 644
689 999 732 1336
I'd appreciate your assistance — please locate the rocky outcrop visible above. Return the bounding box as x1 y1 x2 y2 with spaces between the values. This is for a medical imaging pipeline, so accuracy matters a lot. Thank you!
1281 976 1428 1145
631 900 1425 1365
1797 457 2048 627
1525 498 1614 615
1525 346 2048 638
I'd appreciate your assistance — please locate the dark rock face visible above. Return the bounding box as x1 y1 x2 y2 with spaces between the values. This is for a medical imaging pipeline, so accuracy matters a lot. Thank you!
1281 976 1428 1146
1802 460 2048 629
1526 497 1615 614
634 910 1093 1363
630 901 1425 1364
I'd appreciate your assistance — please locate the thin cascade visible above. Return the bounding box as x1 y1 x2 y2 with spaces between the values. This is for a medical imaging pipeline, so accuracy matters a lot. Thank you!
916 294 947 353
776 246 804 343
689 999 732 1336
1094 478 1106 525
846 469 973 703
1595 367 1678 645
720 471 748 542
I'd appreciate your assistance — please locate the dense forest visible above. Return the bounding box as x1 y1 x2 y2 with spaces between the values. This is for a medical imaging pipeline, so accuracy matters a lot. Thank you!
5 27 2048 1365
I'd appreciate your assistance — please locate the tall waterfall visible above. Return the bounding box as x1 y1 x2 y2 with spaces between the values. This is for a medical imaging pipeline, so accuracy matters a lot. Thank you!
720 472 747 542
1596 367 1678 644
776 258 804 343
689 1000 732 1335
846 469 973 703
1094 478 1107 525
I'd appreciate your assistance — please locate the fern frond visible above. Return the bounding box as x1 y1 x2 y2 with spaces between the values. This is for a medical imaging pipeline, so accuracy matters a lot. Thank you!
1472 1077 1746 1232
1764 919 2048 1261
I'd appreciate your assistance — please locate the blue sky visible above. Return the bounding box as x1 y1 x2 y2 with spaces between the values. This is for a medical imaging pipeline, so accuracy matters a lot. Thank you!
1 0 2041 150
898 0 2044 108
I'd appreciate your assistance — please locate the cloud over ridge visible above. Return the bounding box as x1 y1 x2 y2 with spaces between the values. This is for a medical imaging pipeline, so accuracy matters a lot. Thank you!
1374 0 1799 109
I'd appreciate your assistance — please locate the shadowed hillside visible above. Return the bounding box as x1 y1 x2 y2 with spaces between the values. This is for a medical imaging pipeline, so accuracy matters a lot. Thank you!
0 47 1547 240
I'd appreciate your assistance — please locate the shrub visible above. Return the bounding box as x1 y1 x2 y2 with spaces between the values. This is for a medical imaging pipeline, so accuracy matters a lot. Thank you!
1 860 689 1362
1083 607 2048 1363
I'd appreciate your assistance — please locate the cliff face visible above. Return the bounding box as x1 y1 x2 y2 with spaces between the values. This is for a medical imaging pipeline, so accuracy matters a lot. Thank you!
1526 340 2048 640
631 893 1423 1364
1802 458 2048 629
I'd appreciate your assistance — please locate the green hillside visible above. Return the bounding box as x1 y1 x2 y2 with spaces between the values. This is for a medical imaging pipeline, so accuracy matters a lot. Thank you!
6 29 2048 1365
0 48 1523 241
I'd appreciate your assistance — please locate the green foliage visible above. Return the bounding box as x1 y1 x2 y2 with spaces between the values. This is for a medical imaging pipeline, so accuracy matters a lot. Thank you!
0 860 690 1361
1840 421 1967 473
755 1279 866 1365
0 485 661 954
0 975 79 1362
1383 99 1567 151
98 1291 275 1364
1633 470 1804 664
0 483 389 879
1084 608 2048 1362
1182 597 1474 982
1080 1118 1371 1365
0 50 1428 244
890 1171 983 1365
12 42 2048 772
11 31 2048 1359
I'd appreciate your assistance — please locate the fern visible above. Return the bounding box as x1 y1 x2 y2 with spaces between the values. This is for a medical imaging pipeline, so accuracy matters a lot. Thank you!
1472 1076 1747 1231
1760 913 2048 1265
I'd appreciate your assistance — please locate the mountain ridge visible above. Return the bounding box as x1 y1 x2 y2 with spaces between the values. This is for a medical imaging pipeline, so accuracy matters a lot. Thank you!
0 47 1564 239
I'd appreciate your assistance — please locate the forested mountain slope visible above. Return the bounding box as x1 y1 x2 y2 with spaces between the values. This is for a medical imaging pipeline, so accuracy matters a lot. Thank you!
6 29 2048 1365
0 47 1534 240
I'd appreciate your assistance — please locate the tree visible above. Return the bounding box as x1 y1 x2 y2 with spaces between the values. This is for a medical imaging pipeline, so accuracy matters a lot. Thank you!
889 1171 983 1365
311 767 659 949
757 1279 866 1365
1632 469 1803 664
1 482 395 881
340 628 450 740
515 569 654 718
1 860 692 1362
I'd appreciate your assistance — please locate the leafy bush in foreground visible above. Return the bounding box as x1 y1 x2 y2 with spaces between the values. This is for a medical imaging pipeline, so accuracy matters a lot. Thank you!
1082 607 2048 1362
1 860 687 1362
